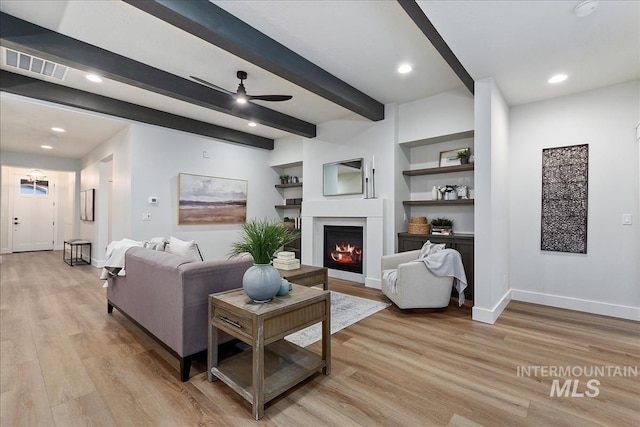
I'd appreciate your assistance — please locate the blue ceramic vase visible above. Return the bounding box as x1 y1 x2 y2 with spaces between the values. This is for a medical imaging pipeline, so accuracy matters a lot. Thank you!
242 264 281 303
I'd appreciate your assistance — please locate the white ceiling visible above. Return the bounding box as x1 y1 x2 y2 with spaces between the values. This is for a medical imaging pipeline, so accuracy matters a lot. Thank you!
0 0 637 159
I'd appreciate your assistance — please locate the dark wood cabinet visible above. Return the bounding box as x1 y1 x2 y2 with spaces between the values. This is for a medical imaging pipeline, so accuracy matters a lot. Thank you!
397 233 474 300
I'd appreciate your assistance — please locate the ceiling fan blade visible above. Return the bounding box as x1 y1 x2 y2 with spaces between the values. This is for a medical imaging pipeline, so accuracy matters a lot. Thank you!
189 76 234 95
248 94 293 102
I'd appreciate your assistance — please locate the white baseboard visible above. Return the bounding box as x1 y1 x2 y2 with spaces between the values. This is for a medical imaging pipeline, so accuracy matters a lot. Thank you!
365 277 381 289
511 289 640 321
472 290 511 324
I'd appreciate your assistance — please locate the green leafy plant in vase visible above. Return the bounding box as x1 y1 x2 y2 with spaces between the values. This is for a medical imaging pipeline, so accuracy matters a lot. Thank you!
229 218 300 302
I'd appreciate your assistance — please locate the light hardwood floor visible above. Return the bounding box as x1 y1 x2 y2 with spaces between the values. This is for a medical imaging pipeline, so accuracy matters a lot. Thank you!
1 251 638 426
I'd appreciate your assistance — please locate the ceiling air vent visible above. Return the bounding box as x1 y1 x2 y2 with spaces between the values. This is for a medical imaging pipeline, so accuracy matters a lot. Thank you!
3 48 68 81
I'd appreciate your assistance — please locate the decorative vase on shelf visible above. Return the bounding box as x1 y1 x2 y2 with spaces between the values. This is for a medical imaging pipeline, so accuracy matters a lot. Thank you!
242 264 282 303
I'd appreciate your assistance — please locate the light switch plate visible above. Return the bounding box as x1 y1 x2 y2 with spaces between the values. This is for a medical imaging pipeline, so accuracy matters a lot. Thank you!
142 213 151 221
623 214 632 225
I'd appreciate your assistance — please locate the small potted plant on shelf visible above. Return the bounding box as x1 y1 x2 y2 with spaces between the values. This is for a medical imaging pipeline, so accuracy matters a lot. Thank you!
279 174 290 185
457 148 471 164
431 217 454 235
228 218 300 303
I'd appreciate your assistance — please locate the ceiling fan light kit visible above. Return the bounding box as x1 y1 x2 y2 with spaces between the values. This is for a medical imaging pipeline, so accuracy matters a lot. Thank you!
191 70 292 105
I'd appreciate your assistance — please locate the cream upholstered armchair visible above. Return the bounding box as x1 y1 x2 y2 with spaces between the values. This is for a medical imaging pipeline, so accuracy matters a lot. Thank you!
381 250 453 309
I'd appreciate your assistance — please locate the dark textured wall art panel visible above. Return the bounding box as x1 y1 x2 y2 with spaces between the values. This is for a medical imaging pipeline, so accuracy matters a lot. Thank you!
541 144 589 253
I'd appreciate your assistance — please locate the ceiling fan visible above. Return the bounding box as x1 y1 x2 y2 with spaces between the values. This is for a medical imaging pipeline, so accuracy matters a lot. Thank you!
190 71 292 104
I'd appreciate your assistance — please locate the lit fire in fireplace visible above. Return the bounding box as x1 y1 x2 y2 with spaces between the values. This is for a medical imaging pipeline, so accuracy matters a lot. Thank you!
329 243 363 264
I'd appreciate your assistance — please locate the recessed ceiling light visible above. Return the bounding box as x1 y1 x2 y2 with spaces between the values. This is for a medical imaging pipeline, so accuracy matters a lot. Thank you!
51 127 65 133
248 121 257 127
548 74 568 84
397 64 412 74
86 74 103 83
575 0 598 17
41 145 53 150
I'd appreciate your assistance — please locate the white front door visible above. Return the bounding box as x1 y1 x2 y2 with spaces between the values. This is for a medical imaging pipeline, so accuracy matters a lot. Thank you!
12 175 55 252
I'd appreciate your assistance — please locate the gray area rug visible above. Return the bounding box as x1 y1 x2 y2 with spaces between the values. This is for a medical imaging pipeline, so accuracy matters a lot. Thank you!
285 291 390 347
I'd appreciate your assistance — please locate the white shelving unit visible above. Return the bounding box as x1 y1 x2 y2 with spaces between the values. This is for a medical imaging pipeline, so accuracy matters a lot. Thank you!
401 130 475 233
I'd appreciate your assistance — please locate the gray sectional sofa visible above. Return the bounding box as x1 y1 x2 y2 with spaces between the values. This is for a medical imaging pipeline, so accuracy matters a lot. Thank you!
107 246 252 381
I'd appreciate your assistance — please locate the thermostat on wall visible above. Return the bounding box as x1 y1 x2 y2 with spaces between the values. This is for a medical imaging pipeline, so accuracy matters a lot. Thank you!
148 196 158 205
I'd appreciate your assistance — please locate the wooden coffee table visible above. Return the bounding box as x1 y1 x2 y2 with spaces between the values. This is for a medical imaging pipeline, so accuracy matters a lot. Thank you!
276 264 329 290
208 284 331 420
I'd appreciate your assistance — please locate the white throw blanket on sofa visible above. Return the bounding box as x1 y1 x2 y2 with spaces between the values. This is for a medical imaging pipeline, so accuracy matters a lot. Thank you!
99 238 143 285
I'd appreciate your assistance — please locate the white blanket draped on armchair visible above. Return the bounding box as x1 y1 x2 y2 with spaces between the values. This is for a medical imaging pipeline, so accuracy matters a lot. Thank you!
99 238 143 285
417 249 467 306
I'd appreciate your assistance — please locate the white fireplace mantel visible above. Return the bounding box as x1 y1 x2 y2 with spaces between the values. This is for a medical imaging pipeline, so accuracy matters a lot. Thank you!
301 198 384 289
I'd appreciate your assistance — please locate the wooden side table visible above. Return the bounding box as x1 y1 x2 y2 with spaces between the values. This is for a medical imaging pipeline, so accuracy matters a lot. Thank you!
276 264 329 290
208 284 330 420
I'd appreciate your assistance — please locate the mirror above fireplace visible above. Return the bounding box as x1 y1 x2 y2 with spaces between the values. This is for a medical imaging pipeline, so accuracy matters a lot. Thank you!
323 158 363 196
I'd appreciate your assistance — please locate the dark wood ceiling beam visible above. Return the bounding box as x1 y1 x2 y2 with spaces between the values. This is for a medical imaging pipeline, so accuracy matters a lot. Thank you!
0 12 315 138
124 0 385 121
396 0 474 94
0 70 274 150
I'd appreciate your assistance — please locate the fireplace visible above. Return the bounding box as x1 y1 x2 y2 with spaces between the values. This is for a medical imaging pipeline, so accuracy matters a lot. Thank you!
323 226 363 274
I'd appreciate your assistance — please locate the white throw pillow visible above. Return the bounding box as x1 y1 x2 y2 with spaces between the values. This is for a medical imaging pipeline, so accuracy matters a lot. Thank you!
144 237 167 251
167 236 202 261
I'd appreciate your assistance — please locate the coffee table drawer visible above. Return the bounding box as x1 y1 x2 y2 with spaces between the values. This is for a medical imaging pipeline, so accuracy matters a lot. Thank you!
212 306 253 337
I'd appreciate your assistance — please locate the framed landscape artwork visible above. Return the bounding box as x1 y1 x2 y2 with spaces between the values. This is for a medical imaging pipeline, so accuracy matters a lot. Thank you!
178 173 247 225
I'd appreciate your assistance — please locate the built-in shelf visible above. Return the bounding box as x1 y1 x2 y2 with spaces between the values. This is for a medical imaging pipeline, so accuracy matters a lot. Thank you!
400 130 474 148
403 163 474 176
275 182 303 189
403 199 474 206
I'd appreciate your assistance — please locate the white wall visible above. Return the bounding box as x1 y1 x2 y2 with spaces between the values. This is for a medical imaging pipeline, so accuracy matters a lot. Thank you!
270 136 303 167
80 126 131 263
473 78 511 324
509 81 640 320
398 87 474 144
124 123 280 261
